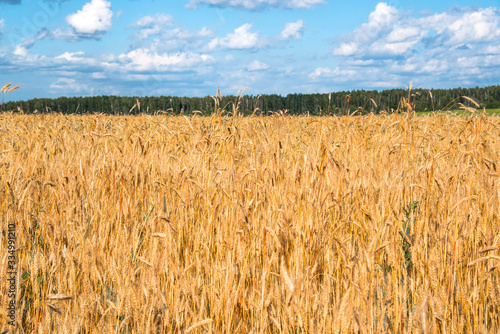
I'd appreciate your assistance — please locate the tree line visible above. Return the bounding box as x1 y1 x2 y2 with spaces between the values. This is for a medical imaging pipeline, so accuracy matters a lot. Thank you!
2 85 500 115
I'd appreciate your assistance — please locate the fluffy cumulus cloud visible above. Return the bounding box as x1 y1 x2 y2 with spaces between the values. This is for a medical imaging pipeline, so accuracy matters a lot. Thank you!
333 2 402 56
333 42 358 56
280 20 304 40
66 0 113 37
187 0 324 10
333 3 500 58
439 8 499 44
205 23 261 51
13 44 29 57
325 3 500 88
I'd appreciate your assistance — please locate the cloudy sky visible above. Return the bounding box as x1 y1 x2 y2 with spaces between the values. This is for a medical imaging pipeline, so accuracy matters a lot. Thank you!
0 0 499 101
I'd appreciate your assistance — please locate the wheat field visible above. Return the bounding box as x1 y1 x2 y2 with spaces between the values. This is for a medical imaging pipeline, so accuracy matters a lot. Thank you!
1 112 500 333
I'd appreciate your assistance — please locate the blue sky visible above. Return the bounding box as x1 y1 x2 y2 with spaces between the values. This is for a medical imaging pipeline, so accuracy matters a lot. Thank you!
0 0 499 101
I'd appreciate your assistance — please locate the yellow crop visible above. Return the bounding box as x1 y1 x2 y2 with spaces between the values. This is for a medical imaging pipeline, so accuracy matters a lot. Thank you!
1 112 499 333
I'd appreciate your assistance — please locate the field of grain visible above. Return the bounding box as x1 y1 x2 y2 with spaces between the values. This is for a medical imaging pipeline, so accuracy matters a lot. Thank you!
1 113 500 333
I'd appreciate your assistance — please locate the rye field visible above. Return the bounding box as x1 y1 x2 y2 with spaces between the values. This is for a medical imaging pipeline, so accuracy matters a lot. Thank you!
1 112 500 333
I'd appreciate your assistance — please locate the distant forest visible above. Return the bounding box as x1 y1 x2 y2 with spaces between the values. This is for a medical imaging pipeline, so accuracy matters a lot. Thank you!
2 85 500 115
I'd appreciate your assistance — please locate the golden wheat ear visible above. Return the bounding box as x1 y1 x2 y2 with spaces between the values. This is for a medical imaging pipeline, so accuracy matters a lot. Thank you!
8 85 20 93
1 83 12 92
461 96 480 108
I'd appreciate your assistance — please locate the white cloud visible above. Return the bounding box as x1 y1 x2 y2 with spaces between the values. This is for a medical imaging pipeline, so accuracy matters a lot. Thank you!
128 15 214 53
54 51 102 67
49 28 78 41
118 48 214 71
386 26 422 43
66 0 113 36
205 23 261 51
458 53 500 68
129 14 174 40
187 0 324 10
309 65 395 86
172 26 213 40
309 67 332 80
56 51 85 61
247 60 268 71
333 2 401 56
280 20 304 40
365 2 399 33
333 42 358 56
446 8 500 44
152 27 214 51
333 3 500 59
13 44 29 57
327 3 500 90
482 45 500 55
309 67 360 82
92 72 106 79
131 13 173 29
370 40 418 55
415 8 500 48
50 78 91 93
10 33 50 60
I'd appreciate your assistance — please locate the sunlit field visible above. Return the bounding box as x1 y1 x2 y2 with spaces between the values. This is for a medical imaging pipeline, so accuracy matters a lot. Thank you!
1 112 500 333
